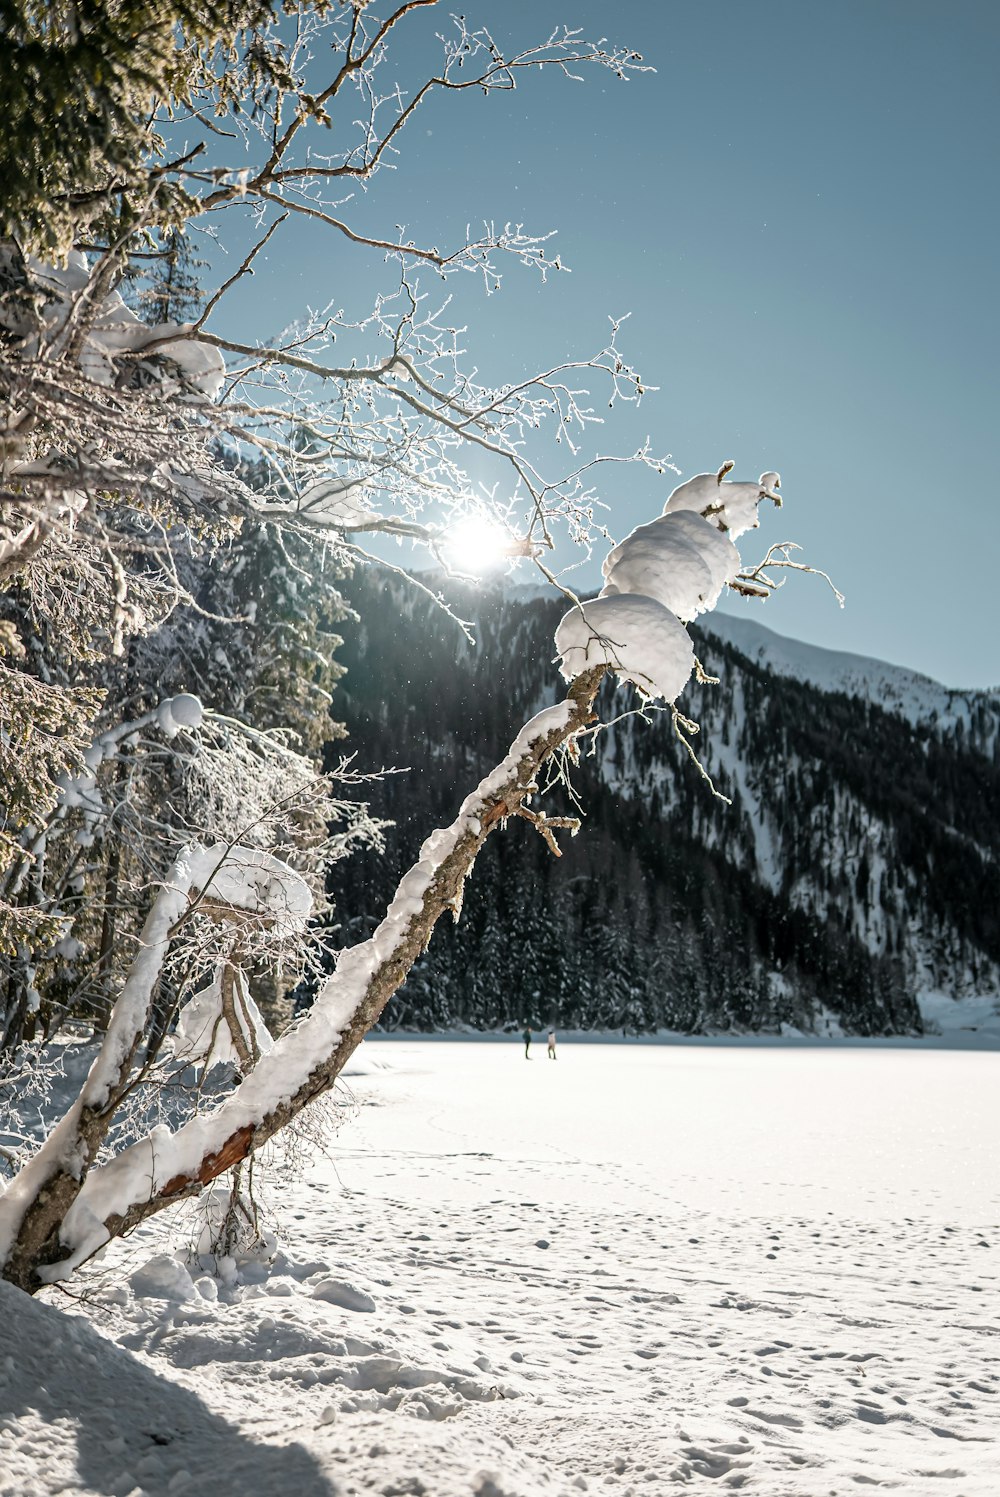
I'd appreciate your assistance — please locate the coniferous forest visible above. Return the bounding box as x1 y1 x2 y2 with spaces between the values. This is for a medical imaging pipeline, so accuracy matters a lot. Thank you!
324 571 1000 1037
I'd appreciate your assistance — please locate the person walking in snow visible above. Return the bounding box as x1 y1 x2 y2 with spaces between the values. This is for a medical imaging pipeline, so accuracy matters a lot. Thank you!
523 1026 532 1059
547 1029 557 1059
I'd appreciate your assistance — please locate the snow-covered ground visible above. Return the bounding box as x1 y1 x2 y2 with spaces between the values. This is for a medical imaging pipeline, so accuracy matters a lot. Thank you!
3 1038 999 1496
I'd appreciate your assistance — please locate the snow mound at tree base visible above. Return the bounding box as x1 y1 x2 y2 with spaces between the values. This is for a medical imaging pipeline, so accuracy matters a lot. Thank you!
0 1279 331 1496
0 1272 555 1497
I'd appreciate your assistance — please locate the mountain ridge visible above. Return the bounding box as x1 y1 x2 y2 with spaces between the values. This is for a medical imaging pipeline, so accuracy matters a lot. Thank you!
705 609 1000 741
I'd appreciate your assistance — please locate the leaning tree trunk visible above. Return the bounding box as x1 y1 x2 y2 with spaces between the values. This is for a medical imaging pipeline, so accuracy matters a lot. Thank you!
0 667 606 1293
0 848 214 1291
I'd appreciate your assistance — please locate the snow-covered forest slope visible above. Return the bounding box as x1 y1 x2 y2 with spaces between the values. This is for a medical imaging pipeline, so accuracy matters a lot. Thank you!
329 573 1000 1036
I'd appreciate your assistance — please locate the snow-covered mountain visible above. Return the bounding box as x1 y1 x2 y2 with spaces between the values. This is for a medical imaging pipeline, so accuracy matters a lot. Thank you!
328 572 1000 1037
708 611 1000 748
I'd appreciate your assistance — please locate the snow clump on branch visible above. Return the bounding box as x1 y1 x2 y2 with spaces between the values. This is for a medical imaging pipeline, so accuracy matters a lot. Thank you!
601 511 740 621
1 252 225 397
554 594 696 705
264 473 383 532
192 845 313 939
555 463 782 702
662 464 781 539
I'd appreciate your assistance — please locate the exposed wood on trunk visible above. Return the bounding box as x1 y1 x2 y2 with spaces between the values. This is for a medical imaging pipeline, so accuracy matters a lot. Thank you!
160 1125 255 1198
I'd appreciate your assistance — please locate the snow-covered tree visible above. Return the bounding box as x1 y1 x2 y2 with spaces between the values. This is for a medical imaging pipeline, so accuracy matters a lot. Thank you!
0 2 822 1292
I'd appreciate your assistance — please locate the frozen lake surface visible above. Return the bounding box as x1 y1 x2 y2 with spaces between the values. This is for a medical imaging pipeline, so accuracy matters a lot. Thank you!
3 1040 998 1495
346 1037 1000 1223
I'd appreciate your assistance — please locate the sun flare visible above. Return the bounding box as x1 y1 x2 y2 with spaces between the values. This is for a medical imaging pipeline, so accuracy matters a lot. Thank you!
444 512 511 575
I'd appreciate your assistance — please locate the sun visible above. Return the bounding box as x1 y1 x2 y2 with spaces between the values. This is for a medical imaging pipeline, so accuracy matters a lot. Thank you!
443 512 512 576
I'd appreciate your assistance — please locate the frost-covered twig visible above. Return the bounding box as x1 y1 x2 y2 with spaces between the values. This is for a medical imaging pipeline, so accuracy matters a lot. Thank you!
731 541 845 608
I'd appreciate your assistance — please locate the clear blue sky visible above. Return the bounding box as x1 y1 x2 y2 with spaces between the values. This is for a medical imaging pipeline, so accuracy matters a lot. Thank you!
211 1 999 688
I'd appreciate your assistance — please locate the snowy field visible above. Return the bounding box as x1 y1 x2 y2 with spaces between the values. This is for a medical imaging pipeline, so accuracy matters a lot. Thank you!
3 1037 999 1496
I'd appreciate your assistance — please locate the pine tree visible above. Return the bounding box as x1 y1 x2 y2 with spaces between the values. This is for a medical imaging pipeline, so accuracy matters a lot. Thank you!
0 1 274 256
